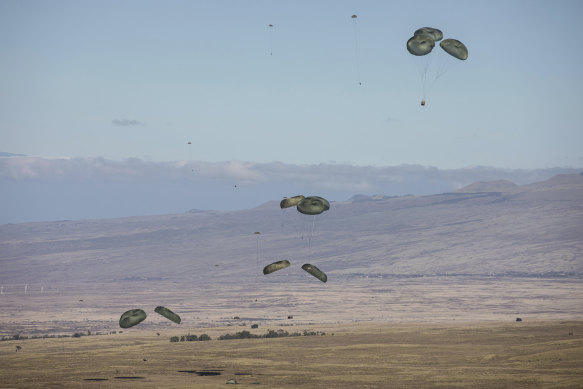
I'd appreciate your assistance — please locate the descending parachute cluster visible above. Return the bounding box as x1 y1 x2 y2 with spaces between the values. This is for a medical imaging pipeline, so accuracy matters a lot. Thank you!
119 306 181 329
259 194 330 283
406 27 468 105
407 27 467 60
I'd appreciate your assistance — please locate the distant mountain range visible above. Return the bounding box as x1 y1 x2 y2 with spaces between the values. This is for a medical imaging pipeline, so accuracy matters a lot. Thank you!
0 152 27 157
1 174 581 286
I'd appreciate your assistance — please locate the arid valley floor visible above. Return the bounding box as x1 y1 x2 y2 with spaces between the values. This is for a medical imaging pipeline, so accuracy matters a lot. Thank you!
1 174 582 387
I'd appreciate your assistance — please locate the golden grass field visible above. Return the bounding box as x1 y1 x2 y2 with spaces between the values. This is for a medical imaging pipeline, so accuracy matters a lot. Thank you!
1 321 582 388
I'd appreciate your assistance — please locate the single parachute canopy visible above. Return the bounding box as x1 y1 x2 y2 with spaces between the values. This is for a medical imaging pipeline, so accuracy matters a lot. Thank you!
263 260 291 275
407 35 435 56
351 14 357 19
302 264 327 283
280 195 305 209
119 309 147 329
297 196 330 215
440 39 468 60
154 306 181 324
414 27 443 42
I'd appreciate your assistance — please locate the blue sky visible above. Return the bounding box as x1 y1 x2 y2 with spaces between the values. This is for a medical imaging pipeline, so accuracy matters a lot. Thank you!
2 0 582 169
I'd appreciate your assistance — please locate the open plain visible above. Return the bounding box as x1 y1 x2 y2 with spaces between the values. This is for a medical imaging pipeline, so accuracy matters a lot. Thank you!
1 320 582 388
1 174 582 387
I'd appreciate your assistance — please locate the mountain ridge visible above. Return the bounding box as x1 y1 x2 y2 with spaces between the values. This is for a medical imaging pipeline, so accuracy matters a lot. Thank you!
1 174 581 285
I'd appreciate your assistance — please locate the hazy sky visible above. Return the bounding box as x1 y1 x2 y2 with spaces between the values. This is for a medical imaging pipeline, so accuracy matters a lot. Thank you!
2 0 582 169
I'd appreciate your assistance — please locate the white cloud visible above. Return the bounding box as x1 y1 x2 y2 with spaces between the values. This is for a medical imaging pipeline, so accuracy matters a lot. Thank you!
1 156 580 192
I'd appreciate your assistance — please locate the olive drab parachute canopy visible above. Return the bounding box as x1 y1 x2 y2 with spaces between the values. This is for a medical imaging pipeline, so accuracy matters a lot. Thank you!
119 309 147 329
440 39 468 60
263 260 291 275
154 306 181 324
351 14 357 19
296 196 330 215
414 27 443 42
407 34 435 56
302 264 327 283
407 27 468 104
280 195 305 209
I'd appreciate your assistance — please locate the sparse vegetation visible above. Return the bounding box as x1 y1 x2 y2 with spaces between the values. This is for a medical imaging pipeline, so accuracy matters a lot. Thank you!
217 329 325 340
170 333 211 342
1 322 581 388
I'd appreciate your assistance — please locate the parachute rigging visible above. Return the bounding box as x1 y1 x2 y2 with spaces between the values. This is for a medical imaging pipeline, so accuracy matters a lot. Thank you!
406 27 467 105
351 14 362 85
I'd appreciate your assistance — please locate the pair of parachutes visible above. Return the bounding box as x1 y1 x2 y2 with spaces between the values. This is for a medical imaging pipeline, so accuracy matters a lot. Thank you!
263 259 327 283
119 306 181 329
280 195 330 215
406 27 468 105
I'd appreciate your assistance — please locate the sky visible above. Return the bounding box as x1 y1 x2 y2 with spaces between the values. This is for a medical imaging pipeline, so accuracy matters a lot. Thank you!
1 0 582 168
1 0 583 223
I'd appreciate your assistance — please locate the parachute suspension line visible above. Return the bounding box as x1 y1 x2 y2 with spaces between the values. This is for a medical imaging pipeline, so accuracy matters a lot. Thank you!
420 53 434 100
307 215 316 258
187 141 195 173
351 15 362 86
255 234 260 285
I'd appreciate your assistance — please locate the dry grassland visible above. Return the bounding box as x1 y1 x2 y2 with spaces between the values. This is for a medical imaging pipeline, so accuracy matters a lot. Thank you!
1 321 582 388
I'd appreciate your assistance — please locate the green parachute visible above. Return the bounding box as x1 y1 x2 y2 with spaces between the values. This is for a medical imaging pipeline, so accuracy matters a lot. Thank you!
407 26 468 105
414 27 443 42
296 196 330 215
119 309 147 329
440 39 468 60
407 34 435 56
263 260 291 275
302 264 327 283
280 195 305 209
154 306 181 324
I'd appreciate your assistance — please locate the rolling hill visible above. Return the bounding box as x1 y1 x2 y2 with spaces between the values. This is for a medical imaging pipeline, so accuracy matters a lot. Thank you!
1 173 581 285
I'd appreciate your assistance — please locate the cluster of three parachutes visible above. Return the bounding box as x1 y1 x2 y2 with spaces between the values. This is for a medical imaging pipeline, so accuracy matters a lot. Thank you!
406 27 468 105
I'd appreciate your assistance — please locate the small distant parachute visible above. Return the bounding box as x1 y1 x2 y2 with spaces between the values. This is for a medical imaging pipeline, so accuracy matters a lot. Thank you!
263 260 291 275
301 264 327 283
119 309 147 329
351 14 362 85
297 196 330 215
414 27 443 42
440 39 468 60
154 306 181 324
280 195 305 209
254 231 261 235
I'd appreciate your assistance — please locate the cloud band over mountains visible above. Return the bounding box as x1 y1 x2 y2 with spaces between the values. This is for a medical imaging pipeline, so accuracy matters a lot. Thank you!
1 155 580 223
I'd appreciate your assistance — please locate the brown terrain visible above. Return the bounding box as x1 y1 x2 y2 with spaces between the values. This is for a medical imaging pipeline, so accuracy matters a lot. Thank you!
0 174 582 387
